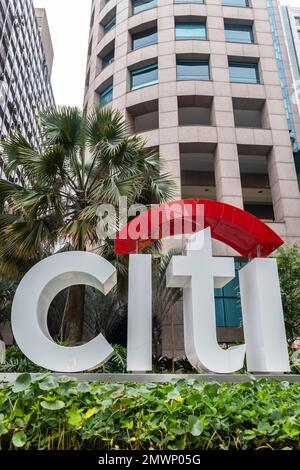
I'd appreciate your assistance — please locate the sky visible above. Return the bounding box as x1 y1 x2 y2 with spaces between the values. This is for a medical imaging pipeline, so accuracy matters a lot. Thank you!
33 0 91 108
33 0 300 108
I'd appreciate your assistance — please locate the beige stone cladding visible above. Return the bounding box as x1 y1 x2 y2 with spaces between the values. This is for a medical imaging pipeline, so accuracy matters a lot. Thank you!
84 0 300 356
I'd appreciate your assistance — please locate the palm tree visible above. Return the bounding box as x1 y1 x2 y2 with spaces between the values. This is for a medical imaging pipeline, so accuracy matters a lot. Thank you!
0 107 175 344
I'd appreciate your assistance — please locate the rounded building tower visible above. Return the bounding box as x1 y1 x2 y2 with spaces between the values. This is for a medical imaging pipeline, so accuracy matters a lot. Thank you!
84 0 300 353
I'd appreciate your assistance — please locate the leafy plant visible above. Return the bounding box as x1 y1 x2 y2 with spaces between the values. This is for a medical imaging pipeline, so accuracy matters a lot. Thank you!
0 345 43 373
0 107 175 344
0 345 127 374
0 276 17 324
153 356 196 374
95 344 127 373
277 244 300 340
0 375 300 450
289 345 300 375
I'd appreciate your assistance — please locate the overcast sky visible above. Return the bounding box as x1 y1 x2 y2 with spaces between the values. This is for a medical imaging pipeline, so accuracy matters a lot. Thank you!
33 0 300 108
33 0 91 108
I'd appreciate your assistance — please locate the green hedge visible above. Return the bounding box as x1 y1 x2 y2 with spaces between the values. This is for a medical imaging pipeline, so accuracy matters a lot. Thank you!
0 374 300 450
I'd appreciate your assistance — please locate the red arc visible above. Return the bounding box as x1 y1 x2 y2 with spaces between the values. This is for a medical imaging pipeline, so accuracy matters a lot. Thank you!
114 199 283 258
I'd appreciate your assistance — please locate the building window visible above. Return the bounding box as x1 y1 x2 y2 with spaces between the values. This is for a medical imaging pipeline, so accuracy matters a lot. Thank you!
222 0 249 6
100 85 113 106
215 262 245 327
102 49 114 69
225 24 254 43
131 63 158 90
229 61 260 84
132 26 157 50
132 0 157 15
103 15 116 34
175 22 207 40
177 58 210 81
295 17 300 27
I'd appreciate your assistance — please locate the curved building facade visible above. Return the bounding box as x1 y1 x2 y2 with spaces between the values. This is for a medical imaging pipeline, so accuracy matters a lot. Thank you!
84 0 300 353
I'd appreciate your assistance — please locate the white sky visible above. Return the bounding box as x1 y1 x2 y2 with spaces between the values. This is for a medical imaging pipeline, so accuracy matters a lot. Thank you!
33 0 300 108
33 0 91 108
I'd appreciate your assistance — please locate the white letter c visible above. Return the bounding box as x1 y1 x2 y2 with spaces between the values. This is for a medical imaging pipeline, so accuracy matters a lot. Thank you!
11 252 116 372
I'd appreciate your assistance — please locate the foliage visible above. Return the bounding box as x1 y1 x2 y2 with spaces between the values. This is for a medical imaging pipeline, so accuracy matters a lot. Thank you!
289 346 300 375
0 107 175 343
95 344 127 374
0 375 300 450
0 107 174 278
153 356 196 374
277 244 300 340
152 251 182 355
0 276 17 323
0 345 128 374
0 346 43 373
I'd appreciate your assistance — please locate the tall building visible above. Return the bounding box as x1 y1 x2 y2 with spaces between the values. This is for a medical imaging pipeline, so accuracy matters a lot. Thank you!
281 5 300 115
0 0 55 150
35 7 54 77
84 0 300 355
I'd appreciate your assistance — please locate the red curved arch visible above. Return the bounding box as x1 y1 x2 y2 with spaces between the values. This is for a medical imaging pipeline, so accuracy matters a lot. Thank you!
114 199 283 258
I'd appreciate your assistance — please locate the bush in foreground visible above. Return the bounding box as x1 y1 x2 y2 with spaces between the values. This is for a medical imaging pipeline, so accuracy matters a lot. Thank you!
0 375 300 450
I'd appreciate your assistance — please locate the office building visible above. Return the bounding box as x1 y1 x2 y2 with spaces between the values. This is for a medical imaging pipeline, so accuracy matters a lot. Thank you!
0 0 55 150
84 0 300 355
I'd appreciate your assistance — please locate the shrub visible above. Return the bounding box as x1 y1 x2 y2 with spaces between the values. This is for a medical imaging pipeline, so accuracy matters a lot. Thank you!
0 345 128 374
0 375 300 450
277 244 300 340
0 345 43 373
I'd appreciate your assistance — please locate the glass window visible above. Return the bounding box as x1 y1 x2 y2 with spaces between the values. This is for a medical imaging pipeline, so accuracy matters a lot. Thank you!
103 15 116 34
132 26 157 50
222 0 249 6
215 262 245 327
229 61 260 84
102 49 114 69
131 63 158 90
175 22 207 40
100 85 113 106
295 17 300 27
177 59 210 81
132 0 156 15
225 24 254 43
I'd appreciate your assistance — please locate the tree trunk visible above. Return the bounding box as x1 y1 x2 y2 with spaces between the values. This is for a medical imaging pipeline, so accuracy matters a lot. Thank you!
63 285 85 345
153 316 162 358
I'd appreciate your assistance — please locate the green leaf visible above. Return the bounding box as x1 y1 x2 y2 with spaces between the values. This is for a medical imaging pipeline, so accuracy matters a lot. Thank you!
167 389 181 400
84 408 98 420
188 416 203 437
67 410 83 428
121 420 134 430
12 431 27 448
13 373 31 393
41 400 65 410
76 383 91 393
39 376 57 391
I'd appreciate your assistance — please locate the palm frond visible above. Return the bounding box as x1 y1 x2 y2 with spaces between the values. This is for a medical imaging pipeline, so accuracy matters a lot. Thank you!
39 106 85 150
0 219 54 262
86 107 127 150
92 174 143 205
1 132 33 166
140 172 177 204
0 179 24 202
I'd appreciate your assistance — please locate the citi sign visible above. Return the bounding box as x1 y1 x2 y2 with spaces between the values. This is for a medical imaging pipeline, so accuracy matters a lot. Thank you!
11 200 290 374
